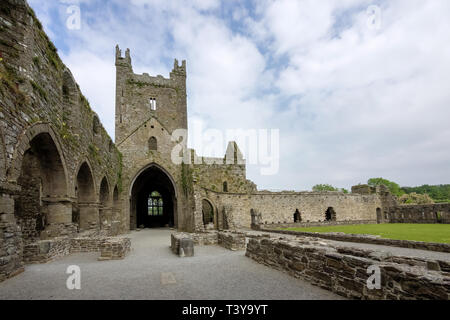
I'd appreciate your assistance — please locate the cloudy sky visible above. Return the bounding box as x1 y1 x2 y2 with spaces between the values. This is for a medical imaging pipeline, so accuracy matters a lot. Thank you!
28 0 450 191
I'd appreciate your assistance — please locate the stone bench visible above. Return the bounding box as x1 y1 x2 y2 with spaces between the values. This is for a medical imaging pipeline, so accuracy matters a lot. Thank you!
98 238 131 261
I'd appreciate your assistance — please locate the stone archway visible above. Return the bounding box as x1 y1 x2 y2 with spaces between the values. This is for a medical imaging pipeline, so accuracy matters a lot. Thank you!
76 162 98 231
325 207 337 222
202 199 215 229
130 164 177 230
99 177 111 229
15 132 71 239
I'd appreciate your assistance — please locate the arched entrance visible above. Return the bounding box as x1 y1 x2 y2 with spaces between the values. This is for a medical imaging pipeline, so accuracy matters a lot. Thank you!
15 132 69 239
202 199 214 229
76 162 97 230
325 207 336 222
130 165 176 229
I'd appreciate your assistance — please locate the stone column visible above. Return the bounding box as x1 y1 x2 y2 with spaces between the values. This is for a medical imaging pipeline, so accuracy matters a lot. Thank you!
99 206 113 230
40 197 76 239
79 202 100 231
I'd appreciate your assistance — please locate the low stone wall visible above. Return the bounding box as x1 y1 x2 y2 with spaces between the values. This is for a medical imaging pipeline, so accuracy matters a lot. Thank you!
23 234 131 264
190 231 219 246
246 237 450 300
98 238 131 260
218 231 246 251
23 238 71 264
262 228 450 253
263 220 376 229
171 231 249 251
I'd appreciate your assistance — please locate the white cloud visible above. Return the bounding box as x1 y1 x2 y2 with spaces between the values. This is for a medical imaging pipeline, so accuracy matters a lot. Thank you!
28 0 450 191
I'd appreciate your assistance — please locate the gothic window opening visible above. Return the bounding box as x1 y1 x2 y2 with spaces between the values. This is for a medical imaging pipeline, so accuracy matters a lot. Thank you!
223 181 228 193
149 98 157 111
148 191 163 216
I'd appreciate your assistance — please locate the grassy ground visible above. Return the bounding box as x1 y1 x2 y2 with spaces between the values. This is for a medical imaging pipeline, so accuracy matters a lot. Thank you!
284 224 450 244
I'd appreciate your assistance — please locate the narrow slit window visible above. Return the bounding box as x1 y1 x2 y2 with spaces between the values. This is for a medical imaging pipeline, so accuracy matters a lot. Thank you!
149 98 157 111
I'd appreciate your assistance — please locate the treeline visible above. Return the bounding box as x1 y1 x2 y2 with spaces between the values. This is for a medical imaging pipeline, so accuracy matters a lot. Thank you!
312 179 450 204
367 178 450 204
401 185 450 203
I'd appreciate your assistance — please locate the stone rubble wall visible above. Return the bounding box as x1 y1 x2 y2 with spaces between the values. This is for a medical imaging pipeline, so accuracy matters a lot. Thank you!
385 204 450 224
217 231 246 251
262 228 450 253
171 231 248 251
22 234 131 264
246 237 450 300
0 186 23 282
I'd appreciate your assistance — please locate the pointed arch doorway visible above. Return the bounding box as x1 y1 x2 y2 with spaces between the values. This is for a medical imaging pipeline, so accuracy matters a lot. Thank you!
130 164 177 229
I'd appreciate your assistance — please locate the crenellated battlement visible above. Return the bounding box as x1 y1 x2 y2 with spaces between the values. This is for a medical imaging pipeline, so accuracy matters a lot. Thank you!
115 45 132 68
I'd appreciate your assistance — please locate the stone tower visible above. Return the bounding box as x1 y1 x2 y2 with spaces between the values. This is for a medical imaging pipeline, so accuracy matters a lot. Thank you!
115 45 188 145
115 46 192 231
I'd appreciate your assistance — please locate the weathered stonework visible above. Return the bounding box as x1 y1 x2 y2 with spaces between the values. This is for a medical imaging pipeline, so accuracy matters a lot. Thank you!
0 0 122 279
246 237 450 300
24 232 131 264
263 228 450 253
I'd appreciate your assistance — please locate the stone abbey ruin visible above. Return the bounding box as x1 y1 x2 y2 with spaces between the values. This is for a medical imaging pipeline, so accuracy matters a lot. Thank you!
0 0 449 300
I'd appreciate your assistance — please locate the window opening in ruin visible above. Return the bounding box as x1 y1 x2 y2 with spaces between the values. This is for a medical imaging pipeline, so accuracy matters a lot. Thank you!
294 209 301 223
148 191 163 216
223 181 228 192
148 137 157 151
149 98 157 111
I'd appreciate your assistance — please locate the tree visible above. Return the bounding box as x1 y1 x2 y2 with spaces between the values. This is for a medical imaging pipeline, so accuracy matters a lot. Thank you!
313 184 348 193
398 193 435 205
312 184 338 192
368 178 404 197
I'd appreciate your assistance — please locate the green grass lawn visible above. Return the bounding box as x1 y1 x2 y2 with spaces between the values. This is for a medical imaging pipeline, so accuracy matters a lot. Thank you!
284 224 450 244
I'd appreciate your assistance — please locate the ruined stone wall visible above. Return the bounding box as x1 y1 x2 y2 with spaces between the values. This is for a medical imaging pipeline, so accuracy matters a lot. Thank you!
193 188 382 230
246 237 450 300
386 203 450 224
0 0 123 280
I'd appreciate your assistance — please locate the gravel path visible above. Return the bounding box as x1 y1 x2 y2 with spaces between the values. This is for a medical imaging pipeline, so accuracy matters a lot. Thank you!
0 229 343 300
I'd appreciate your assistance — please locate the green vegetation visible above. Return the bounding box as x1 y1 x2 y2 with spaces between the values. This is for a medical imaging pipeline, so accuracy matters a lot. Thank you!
58 121 79 149
181 162 193 196
88 144 102 165
368 178 404 197
284 224 450 244
402 185 450 203
0 60 27 105
32 56 40 67
366 178 450 204
398 192 435 205
312 184 348 193
30 80 47 100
